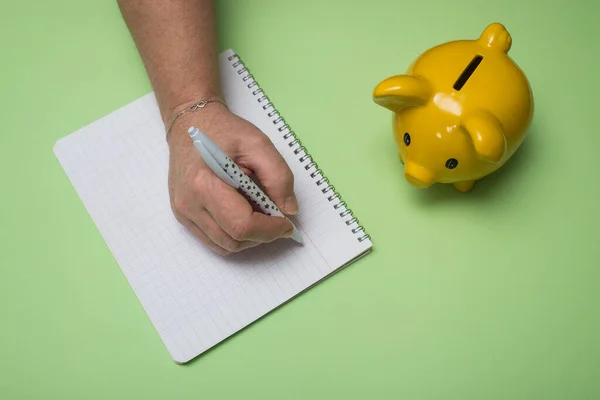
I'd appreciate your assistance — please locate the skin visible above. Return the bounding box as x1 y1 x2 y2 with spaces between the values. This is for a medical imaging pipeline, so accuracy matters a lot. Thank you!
117 0 299 255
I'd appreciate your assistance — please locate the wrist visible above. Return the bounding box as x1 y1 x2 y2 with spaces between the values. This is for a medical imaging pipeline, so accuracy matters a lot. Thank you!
165 90 224 117
166 99 229 147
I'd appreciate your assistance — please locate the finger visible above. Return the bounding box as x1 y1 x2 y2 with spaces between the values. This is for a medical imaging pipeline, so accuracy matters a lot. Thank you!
192 209 261 253
174 210 231 256
239 165 253 176
204 183 295 243
183 176 265 251
243 136 299 215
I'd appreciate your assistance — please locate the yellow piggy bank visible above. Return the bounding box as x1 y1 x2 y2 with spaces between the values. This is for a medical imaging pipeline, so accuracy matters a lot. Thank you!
373 23 533 192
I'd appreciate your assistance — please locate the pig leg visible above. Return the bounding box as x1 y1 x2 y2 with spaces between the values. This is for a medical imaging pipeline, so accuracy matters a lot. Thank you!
453 180 475 192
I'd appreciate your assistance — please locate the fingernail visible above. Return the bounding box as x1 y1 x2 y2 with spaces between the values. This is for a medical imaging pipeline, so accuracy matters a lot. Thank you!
284 195 299 215
283 228 294 238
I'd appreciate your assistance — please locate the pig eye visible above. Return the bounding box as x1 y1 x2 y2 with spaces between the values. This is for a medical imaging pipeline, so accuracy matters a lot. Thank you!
403 132 411 146
445 158 459 169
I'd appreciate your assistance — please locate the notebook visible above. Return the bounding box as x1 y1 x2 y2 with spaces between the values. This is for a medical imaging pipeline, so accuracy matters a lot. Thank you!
53 49 373 363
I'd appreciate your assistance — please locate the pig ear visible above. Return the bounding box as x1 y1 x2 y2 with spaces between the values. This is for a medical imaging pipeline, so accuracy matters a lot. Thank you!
372 75 431 112
477 22 512 53
461 111 507 163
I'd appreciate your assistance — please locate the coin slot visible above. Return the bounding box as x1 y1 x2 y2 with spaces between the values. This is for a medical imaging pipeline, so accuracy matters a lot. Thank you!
453 55 483 91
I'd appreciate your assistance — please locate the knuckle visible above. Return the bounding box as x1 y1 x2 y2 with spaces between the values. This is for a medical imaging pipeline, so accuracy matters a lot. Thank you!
271 169 294 190
252 132 271 146
229 220 251 241
287 166 294 180
192 172 207 188
192 176 208 197
173 212 187 226
283 168 294 185
172 194 188 214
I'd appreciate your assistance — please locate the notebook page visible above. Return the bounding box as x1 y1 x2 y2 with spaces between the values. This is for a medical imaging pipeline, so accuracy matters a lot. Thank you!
54 49 372 363
219 50 371 265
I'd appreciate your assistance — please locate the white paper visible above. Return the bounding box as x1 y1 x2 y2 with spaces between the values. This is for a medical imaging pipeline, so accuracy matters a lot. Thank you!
54 49 372 363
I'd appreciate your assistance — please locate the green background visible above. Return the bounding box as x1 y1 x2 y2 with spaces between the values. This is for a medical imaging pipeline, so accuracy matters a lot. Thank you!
2 0 599 398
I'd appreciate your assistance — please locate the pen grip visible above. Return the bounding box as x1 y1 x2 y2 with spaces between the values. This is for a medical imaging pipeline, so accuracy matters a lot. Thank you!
188 126 287 219
237 175 285 217
223 158 285 218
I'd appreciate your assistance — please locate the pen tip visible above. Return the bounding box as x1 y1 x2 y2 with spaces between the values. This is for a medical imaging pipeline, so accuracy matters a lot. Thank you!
291 229 304 244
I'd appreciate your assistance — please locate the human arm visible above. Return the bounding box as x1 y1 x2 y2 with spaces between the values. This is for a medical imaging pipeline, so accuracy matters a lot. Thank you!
117 0 299 254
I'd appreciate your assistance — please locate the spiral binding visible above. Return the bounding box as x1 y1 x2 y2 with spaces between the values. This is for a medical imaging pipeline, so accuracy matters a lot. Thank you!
227 53 370 243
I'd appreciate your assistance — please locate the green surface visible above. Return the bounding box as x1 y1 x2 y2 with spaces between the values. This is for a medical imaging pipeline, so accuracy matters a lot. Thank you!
2 0 599 398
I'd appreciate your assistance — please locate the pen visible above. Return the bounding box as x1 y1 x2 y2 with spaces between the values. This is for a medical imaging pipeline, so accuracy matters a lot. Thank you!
188 126 303 244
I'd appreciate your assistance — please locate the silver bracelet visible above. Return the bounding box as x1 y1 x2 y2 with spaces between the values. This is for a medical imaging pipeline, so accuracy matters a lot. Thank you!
166 99 228 139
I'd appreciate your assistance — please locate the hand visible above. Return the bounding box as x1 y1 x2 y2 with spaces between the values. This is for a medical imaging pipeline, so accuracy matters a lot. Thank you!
166 103 299 255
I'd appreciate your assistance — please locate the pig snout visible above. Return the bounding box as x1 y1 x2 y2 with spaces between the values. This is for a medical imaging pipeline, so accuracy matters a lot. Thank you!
404 162 435 188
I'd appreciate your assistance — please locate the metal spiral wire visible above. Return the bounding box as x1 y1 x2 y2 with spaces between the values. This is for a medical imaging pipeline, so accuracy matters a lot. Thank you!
228 53 370 243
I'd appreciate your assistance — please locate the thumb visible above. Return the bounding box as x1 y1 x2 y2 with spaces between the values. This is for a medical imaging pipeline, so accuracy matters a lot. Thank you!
244 139 299 216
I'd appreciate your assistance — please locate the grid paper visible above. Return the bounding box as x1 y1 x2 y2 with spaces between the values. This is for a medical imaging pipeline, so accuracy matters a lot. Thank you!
54 49 372 363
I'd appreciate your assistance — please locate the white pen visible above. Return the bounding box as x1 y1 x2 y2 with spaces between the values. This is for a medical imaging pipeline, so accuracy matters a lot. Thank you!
188 126 303 244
